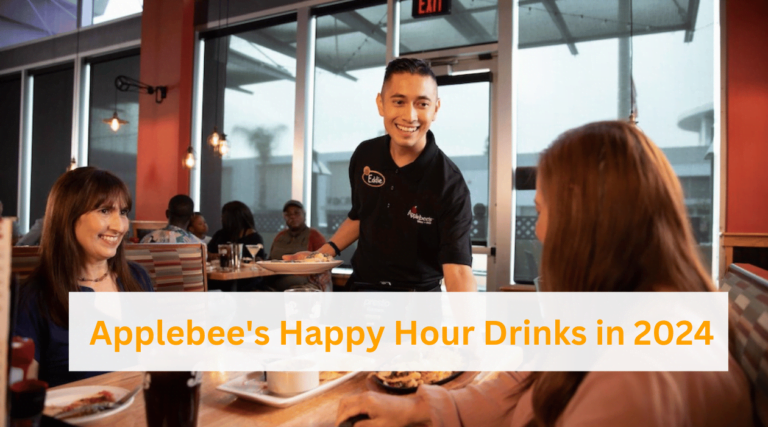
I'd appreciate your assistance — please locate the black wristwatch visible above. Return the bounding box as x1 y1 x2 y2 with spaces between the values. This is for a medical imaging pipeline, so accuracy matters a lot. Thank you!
327 241 341 257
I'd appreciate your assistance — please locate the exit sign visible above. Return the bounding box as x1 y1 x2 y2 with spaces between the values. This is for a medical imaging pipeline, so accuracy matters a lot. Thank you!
412 0 451 18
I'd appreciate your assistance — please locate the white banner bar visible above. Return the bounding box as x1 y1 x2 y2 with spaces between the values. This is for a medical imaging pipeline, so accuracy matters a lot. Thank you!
69 292 728 372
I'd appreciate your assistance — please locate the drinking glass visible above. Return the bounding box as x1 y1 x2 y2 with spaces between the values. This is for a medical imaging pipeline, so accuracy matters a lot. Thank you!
233 243 244 270
245 244 263 269
144 372 201 427
218 244 231 269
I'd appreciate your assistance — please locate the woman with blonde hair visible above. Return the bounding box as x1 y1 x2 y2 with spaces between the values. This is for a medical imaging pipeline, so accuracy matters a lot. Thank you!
15 167 153 387
336 121 752 426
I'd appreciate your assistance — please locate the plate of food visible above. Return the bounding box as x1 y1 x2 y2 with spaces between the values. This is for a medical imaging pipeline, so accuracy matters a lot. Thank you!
257 254 343 274
43 386 135 424
371 371 463 395
217 371 358 408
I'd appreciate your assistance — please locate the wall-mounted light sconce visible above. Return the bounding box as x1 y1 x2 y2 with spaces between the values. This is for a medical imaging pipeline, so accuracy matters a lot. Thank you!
115 75 168 104
183 146 196 169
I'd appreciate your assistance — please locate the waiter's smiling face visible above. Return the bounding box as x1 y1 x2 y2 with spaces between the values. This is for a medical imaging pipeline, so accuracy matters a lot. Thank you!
377 72 440 151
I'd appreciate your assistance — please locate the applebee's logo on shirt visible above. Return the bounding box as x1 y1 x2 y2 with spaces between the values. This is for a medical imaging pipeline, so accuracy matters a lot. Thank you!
362 166 385 187
408 206 433 225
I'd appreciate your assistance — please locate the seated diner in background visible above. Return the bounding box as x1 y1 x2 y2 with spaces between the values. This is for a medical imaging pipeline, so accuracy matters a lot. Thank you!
14 216 43 246
14 167 154 388
207 201 267 291
188 211 211 243
140 194 202 244
336 121 753 426
263 200 331 291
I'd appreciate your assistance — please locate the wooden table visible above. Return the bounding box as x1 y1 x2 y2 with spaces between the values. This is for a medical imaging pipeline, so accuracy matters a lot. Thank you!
51 371 366 427
50 371 494 426
207 265 276 281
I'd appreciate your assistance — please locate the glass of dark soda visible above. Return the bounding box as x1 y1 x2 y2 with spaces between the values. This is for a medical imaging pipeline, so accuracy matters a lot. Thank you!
143 372 201 427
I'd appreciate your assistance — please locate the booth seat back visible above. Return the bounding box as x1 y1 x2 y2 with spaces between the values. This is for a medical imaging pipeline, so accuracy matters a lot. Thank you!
125 244 207 292
10 247 38 283
722 263 768 426
11 243 207 292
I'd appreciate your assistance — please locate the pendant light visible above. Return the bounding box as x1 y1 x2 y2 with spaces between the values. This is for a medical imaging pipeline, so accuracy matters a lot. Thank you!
217 133 229 156
207 126 221 148
207 0 228 155
103 85 128 131
183 146 196 169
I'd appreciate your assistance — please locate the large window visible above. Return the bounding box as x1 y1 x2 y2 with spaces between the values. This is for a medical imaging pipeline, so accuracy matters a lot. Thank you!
188 0 718 287
201 17 298 254
92 0 143 25
88 53 141 219
311 1 389 267
513 0 716 282
399 0 498 53
30 65 74 224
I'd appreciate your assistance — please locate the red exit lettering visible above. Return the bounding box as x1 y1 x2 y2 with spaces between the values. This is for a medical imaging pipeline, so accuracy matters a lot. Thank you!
418 0 443 14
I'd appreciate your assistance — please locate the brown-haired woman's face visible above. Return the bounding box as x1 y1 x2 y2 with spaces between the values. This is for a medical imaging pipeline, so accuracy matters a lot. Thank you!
534 178 548 244
75 200 129 264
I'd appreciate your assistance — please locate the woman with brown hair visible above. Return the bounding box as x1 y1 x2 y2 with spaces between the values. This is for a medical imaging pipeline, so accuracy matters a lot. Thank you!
14 167 153 387
336 121 752 426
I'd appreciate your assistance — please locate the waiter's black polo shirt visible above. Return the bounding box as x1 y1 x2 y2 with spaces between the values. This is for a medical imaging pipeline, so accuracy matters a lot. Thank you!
347 130 473 287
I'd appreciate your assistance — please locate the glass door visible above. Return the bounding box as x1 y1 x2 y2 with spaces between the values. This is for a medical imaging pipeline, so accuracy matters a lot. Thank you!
428 59 495 291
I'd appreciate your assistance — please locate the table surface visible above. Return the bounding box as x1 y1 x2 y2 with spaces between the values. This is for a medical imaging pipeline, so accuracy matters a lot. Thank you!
48 371 495 427
206 265 276 281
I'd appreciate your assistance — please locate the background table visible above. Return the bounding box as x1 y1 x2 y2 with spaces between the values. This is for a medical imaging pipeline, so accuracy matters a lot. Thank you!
206 265 276 281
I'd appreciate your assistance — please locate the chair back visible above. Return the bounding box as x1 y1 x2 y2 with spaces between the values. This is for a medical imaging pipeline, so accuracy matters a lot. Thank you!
10 243 207 292
722 263 768 426
125 243 207 292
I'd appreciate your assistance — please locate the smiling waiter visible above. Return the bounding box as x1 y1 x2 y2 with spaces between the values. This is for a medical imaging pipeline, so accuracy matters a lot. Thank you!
291 58 475 292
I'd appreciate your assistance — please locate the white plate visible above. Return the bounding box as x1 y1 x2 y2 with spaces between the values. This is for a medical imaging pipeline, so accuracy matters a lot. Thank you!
217 371 358 408
44 386 134 425
256 260 343 274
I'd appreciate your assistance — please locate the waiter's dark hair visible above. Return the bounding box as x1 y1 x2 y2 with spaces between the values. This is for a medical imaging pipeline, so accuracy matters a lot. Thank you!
382 58 436 88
